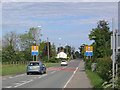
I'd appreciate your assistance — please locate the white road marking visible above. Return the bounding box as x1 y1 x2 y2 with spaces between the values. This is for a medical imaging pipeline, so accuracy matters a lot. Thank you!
20 81 26 83
4 74 25 80
9 77 13 79
34 77 37 79
63 66 79 88
51 71 56 74
14 83 20 85
38 74 47 78
5 86 12 88
14 80 33 88
2 78 6 80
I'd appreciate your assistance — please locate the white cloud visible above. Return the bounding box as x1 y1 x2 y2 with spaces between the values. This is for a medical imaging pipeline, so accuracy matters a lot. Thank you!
2 2 118 49
1 0 120 2
2 2 118 27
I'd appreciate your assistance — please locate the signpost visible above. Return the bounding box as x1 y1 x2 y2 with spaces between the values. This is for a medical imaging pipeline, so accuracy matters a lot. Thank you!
85 46 93 57
31 46 39 61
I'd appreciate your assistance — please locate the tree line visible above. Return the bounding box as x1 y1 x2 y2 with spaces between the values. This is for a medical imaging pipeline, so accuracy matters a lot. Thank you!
2 27 79 63
79 20 120 88
2 27 57 63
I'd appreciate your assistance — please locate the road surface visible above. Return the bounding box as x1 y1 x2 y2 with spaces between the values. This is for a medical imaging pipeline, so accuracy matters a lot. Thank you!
2 59 81 88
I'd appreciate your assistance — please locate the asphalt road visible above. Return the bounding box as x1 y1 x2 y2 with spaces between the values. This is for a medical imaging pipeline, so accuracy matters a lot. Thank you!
2 59 81 88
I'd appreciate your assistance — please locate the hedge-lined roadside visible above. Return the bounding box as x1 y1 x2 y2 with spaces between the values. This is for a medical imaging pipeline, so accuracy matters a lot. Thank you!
2 63 60 76
86 69 104 88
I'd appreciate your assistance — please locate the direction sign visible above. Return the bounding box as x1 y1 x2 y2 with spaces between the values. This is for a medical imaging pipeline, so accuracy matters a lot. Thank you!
85 46 93 56
31 46 39 55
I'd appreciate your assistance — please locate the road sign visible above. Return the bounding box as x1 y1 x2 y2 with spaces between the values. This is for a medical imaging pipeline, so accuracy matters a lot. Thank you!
86 52 93 56
31 46 39 55
85 46 93 56
85 46 93 51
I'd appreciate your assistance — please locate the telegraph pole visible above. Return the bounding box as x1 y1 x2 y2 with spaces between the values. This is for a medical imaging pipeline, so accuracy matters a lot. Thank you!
112 18 115 88
115 29 118 82
47 37 49 62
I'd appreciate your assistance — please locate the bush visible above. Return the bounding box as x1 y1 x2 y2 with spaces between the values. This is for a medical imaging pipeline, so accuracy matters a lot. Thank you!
95 56 112 81
85 58 93 70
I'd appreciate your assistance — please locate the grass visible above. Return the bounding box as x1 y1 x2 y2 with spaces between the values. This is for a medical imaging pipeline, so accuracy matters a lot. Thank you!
2 63 60 76
86 69 104 88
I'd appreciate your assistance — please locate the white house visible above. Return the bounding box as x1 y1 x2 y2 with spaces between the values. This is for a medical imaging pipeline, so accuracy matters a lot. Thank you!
56 51 67 59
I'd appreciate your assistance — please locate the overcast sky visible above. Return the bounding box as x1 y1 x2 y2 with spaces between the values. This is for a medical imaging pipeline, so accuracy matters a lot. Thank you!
2 2 118 51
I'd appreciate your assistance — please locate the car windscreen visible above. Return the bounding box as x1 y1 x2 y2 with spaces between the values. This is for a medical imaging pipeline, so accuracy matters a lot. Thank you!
62 61 66 62
29 63 40 66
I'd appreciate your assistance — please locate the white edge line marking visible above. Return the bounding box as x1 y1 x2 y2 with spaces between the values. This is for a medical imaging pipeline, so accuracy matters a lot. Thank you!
14 80 33 88
63 66 79 88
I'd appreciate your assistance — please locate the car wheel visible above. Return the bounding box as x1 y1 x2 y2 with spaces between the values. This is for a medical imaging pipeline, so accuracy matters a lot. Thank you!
44 70 46 74
27 72 29 75
44 69 46 74
40 70 44 74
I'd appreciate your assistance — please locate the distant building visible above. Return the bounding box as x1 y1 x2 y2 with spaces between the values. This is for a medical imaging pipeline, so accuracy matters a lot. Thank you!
56 49 67 58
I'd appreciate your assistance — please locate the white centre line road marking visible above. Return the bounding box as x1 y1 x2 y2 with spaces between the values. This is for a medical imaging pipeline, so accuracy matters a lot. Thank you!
2 78 6 80
38 74 47 78
5 86 12 88
51 71 56 74
14 80 33 88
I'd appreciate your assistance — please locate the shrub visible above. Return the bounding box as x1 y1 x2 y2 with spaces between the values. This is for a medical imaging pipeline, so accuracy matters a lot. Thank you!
85 58 93 70
95 56 112 81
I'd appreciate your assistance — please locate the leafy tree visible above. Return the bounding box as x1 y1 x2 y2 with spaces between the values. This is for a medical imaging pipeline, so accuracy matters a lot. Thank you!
51 43 56 59
89 20 112 58
75 51 80 58
57 46 64 52
39 41 46 60
64 45 72 57
2 32 18 62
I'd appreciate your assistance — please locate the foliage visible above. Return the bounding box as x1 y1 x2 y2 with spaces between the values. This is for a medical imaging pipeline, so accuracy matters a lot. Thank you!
89 20 112 58
116 53 120 89
83 20 113 89
95 56 112 81
85 58 93 70
50 43 56 59
2 27 57 63
86 69 104 88
75 51 80 58
2 32 18 62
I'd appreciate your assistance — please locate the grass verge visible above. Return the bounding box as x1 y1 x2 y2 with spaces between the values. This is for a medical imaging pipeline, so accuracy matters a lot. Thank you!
86 69 104 88
2 63 60 76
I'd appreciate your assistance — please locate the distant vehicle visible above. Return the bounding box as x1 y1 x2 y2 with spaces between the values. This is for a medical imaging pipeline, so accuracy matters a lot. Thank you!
61 60 68 66
27 61 46 75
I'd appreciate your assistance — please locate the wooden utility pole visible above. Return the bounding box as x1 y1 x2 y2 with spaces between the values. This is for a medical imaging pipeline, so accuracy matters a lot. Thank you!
47 37 49 62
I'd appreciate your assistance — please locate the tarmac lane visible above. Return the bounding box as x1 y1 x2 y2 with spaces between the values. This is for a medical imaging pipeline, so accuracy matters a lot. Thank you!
2 59 81 88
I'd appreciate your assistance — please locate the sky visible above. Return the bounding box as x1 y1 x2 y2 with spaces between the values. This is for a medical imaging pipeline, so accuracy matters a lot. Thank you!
1 1 118 51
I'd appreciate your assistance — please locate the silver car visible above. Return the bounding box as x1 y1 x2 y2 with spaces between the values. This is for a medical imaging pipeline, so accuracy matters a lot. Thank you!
27 61 46 75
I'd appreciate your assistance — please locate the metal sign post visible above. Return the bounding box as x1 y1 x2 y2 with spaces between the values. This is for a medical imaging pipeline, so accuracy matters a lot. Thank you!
112 18 115 88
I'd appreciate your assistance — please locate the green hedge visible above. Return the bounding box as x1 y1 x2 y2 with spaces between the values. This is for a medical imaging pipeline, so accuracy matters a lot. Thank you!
95 56 112 81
